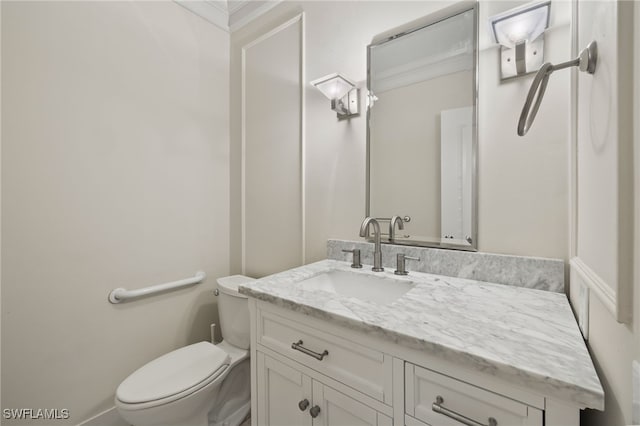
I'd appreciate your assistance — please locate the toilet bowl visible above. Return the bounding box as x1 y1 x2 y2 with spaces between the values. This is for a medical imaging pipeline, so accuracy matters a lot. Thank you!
115 275 255 426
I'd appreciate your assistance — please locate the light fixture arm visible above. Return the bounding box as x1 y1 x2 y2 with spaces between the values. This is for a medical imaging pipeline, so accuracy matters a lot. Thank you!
517 41 597 136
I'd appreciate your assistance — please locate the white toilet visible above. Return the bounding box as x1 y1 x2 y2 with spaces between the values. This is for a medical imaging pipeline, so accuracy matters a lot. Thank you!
115 275 255 426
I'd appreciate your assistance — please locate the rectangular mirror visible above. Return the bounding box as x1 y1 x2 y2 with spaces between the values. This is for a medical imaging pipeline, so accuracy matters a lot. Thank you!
366 2 478 251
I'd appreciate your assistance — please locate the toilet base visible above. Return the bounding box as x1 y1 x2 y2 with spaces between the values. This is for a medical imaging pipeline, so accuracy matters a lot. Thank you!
210 402 250 426
208 358 251 426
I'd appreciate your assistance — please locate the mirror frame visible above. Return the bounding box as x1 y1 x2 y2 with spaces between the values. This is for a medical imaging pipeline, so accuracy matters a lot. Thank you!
365 1 479 251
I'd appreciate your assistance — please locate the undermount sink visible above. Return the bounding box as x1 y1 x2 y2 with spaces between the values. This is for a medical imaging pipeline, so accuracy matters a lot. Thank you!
298 270 414 305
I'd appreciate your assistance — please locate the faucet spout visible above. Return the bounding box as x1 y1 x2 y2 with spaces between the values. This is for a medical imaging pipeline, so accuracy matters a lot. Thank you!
359 216 380 238
389 215 404 241
359 217 384 272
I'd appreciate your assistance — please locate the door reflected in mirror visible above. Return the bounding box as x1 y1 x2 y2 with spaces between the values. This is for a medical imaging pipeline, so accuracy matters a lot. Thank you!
367 4 478 251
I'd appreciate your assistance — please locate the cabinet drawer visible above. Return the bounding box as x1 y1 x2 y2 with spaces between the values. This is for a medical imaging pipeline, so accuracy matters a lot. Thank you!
406 363 543 426
257 308 392 404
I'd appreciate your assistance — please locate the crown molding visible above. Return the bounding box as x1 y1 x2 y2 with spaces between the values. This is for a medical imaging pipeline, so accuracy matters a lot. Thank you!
175 1 283 33
175 1 230 32
229 1 283 32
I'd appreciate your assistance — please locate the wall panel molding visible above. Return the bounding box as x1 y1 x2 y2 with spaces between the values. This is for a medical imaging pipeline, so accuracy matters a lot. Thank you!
572 0 633 325
570 257 617 316
241 13 305 276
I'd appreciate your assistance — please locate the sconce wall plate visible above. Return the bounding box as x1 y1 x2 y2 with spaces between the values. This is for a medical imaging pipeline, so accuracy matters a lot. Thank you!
331 89 360 119
500 36 544 80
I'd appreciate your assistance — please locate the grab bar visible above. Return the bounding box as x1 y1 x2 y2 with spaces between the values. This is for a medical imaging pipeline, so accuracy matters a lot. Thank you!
518 41 597 136
108 271 206 304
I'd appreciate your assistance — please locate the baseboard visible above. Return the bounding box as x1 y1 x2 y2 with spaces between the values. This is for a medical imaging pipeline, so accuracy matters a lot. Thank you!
76 407 129 426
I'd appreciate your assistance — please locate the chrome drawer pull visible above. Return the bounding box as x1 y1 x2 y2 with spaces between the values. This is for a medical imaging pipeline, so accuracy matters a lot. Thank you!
432 396 497 426
291 340 329 361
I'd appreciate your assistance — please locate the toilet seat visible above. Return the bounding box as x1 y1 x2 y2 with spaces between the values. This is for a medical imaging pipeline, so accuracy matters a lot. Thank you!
116 342 230 409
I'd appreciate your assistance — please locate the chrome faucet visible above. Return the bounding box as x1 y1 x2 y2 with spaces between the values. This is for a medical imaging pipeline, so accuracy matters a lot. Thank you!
359 217 384 272
389 215 404 241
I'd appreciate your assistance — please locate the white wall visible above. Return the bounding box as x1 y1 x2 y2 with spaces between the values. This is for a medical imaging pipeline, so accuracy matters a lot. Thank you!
478 1 571 260
230 0 571 274
1 2 229 424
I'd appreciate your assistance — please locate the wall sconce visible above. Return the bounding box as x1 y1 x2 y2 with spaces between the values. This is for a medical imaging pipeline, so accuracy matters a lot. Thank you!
310 73 360 118
489 1 550 80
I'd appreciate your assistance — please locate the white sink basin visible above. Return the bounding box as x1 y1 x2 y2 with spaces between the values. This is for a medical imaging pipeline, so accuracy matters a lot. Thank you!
298 270 414 305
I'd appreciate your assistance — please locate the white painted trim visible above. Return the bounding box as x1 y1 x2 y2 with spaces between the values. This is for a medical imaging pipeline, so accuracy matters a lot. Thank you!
241 13 302 51
241 43 246 274
174 1 283 34
569 257 617 317
248 299 259 426
240 13 305 274
227 0 246 15
76 407 126 426
300 13 306 266
568 0 578 261
392 357 405 425
174 1 230 32
230 1 283 33
571 0 633 326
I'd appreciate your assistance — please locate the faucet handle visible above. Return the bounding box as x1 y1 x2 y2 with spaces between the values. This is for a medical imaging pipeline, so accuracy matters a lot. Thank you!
394 253 420 276
342 249 363 269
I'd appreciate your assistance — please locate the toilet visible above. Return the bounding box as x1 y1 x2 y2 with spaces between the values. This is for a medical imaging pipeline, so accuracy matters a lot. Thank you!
114 275 255 426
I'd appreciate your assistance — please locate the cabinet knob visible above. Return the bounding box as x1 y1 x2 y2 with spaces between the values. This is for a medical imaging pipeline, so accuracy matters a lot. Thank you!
298 399 310 411
309 405 321 418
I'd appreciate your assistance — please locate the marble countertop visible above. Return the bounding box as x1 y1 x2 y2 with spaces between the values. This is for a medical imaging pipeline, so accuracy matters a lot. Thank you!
239 259 603 410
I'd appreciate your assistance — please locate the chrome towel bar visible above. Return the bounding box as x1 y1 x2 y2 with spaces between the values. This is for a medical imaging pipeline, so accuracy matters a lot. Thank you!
108 271 206 304
518 41 597 136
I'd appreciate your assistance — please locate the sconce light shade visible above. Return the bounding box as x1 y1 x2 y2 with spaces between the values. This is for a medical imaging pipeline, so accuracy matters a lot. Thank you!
311 73 354 100
489 1 550 80
310 73 360 118
490 1 550 48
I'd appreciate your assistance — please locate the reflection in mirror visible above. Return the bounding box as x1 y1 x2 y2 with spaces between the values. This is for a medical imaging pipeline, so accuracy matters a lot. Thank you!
367 4 477 251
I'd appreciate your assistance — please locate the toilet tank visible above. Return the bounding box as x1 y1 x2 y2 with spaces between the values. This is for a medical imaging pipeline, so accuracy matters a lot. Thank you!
216 275 255 350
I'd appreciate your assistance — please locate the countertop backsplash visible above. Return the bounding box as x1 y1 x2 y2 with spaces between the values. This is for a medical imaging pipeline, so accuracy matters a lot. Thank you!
327 239 565 293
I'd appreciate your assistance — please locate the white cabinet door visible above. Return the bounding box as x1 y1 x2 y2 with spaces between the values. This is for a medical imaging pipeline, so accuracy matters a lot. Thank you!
257 351 392 426
257 352 312 426
311 381 392 426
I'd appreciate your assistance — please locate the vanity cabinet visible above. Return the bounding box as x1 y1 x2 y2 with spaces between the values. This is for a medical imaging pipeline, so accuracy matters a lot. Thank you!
249 300 580 426
256 352 392 426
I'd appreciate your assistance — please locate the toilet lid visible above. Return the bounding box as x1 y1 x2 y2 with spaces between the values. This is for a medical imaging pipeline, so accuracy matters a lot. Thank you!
117 342 230 404
217 275 255 298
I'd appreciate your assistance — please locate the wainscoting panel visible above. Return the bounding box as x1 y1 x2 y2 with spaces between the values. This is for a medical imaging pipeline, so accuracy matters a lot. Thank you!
572 0 633 324
242 14 305 277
